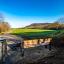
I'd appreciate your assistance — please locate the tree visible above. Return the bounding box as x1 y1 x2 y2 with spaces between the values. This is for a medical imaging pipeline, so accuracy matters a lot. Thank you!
0 21 10 33
46 22 64 30
0 14 10 33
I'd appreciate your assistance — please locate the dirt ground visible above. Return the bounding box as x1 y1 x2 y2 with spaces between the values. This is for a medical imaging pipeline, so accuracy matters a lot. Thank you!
14 46 64 64
1 42 64 64
12 46 56 64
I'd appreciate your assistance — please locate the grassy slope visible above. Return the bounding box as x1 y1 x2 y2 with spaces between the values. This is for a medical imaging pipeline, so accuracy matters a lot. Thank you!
53 30 64 38
11 28 57 39
11 28 64 39
11 28 53 33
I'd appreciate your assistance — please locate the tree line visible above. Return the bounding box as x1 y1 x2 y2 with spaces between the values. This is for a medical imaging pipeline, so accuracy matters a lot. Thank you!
44 22 64 30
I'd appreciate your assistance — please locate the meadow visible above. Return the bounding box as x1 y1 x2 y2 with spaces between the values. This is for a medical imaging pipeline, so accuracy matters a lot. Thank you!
11 28 59 39
11 28 54 33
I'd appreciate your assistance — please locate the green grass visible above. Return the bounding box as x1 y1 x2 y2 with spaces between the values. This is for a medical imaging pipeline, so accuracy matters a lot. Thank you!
11 28 57 39
11 28 64 39
11 28 53 33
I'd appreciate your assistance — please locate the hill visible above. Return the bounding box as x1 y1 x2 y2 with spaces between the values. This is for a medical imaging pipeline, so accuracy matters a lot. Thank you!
24 22 64 29
11 17 64 39
23 17 64 29
24 23 51 29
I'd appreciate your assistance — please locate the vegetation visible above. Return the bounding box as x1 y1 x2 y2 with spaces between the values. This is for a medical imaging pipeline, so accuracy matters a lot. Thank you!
11 28 53 33
11 28 64 39
11 28 55 39
24 22 64 30
0 21 10 33
24 23 50 29
45 22 64 30
0 14 10 33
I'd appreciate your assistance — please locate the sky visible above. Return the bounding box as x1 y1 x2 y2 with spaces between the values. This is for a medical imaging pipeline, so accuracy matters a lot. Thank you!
0 0 64 28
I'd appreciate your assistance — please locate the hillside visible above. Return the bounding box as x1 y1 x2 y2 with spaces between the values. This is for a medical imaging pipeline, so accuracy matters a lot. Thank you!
11 17 64 39
11 28 55 39
24 17 64 29
24 23 51 29
11 28 64 39
24 22 64 29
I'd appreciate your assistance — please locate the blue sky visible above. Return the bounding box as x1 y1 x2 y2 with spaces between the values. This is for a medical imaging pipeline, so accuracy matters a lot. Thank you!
0 0 64 28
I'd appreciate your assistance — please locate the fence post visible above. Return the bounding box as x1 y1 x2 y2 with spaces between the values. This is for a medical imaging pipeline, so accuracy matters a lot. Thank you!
48 39 52 51
1 41 4 64
0 39 7 64
21 39 24 57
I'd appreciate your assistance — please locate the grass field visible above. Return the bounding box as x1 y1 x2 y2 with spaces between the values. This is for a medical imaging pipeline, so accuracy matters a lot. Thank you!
11 28 54 33
11 28 58 39
11 28 64 39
